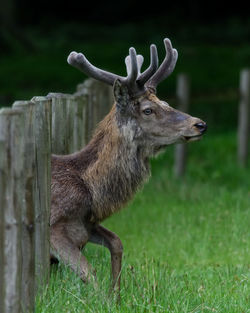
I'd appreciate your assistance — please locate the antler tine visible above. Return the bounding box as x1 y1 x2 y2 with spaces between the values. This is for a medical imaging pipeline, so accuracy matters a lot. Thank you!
136 55 144 74
146 38 178 91
125 54 144 76
67 51 121 86
137 44 158 86
126 47 139 87
164 48 178 77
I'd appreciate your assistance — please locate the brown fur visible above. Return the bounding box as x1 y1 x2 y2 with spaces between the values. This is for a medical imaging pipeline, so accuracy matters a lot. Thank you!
82 109 150 221
50 83 206 297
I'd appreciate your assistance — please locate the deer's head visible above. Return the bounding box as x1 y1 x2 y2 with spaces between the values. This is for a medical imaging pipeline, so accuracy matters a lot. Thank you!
68 38 206 151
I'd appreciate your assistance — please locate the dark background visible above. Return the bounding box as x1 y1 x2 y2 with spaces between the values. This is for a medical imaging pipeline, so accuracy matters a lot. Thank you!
1 1 250 46
3 1 250 27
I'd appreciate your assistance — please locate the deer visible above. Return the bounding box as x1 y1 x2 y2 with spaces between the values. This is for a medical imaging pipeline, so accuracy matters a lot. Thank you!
50 38 207 297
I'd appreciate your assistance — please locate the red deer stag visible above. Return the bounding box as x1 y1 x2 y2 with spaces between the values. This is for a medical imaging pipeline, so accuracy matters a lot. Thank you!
50 38 207 295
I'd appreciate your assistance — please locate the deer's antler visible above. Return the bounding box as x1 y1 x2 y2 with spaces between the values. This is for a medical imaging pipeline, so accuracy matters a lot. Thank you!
67 52 121 86
137 44 158 87
67 38 177 95
145 39 178 92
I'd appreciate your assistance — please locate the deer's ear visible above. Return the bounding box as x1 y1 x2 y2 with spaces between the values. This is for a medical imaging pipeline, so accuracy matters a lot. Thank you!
113 79 130 113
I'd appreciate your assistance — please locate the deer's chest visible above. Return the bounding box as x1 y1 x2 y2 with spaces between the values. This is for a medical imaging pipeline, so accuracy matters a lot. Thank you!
91 160 149 221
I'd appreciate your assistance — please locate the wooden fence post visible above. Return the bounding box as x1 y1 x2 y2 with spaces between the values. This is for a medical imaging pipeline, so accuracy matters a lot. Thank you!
49 93 88 155
72 92 88 151
0 108 25 313
66 95 76 154
80 79 113 143
13 101 36 313
49 93 70 155
238 69 250 167
174 74 190 177
31 96 52 291
0 134 4 313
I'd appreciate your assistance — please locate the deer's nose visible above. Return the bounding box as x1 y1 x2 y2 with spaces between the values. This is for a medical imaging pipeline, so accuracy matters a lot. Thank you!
194 122 207 134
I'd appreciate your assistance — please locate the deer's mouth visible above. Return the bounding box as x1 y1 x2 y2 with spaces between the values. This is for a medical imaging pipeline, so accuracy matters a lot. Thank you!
183 134 203 142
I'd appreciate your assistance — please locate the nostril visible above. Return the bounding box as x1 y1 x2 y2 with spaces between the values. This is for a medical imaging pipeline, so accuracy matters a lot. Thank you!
194 122 207 134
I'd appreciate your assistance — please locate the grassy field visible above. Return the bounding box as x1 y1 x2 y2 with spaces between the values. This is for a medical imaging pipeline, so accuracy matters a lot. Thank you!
35 131 250 313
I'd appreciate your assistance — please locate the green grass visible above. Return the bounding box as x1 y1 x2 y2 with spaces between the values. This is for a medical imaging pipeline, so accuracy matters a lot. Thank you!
35 132 250 313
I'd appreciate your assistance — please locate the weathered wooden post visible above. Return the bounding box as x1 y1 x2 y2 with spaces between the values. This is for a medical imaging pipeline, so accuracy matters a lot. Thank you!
31 96 52 291
0 133 4 313
238 69 250 167
174 74 190 177
80 79 113 142
49 93 70 155
0 108 25 313
13 100 36 313
72 91 88 151
65 95 76 154
49 92 87 155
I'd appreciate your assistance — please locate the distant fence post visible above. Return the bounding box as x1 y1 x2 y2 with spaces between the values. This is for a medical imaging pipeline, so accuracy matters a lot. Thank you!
238 69 250 167
174 74 190 177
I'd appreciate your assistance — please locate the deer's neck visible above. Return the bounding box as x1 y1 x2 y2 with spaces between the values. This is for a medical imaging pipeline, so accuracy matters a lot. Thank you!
82 107 150 222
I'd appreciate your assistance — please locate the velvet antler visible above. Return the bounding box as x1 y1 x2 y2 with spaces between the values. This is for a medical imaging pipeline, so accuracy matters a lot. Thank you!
137 44 158 87
67 38 177 96
145 39 178 92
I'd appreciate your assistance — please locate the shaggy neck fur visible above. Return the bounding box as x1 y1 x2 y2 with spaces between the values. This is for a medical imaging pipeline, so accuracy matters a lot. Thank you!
82 105 151 222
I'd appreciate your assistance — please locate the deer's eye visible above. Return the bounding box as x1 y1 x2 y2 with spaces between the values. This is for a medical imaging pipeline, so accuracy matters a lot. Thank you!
143 108 153 115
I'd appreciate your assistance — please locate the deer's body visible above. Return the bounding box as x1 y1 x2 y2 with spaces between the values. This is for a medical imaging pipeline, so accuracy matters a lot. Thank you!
50 38 207 297
51 105 150 226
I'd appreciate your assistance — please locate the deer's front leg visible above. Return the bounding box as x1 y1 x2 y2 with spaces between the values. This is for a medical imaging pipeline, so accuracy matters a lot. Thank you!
50 222 95 284
89 225 123 294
